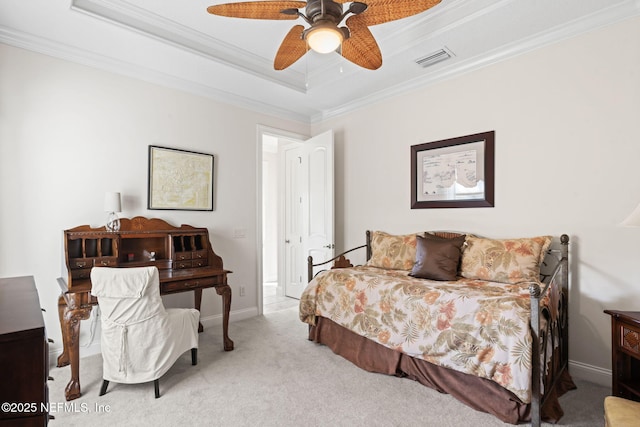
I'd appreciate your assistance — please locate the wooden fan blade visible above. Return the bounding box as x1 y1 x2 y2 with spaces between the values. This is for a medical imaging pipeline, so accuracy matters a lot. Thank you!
341 16 382 70
207 1 306 20
274 25 308 70
357 0 441 26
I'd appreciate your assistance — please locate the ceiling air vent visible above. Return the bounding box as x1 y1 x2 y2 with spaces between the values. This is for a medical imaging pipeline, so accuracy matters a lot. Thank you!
415 48 453 68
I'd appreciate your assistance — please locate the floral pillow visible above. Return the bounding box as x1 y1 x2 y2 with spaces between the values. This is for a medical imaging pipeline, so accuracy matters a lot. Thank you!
367 231 417 271
460 235 552 284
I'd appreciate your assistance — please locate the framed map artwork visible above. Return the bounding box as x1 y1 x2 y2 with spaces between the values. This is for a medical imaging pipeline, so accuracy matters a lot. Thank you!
410 131 494 209
148 145 214 211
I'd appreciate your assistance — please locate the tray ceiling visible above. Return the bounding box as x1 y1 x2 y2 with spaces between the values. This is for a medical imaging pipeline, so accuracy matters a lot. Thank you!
1 0 638 122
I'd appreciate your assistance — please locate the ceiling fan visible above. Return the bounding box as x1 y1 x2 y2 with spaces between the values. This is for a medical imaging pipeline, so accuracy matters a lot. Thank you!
207 0 442 71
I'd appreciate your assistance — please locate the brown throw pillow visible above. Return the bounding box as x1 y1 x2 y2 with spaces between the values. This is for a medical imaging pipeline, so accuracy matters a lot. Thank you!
409 234 466 281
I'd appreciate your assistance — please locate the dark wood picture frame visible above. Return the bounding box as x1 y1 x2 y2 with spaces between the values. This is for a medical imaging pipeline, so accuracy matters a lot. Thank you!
411 131 495 209
148 145 214 211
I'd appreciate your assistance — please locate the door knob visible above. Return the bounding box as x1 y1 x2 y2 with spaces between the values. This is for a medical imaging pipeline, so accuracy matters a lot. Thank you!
323 243 335 249
285 240 290 243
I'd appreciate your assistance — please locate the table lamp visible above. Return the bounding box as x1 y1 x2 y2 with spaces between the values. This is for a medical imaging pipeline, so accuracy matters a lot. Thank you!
621 202 640 227
104 192 121 232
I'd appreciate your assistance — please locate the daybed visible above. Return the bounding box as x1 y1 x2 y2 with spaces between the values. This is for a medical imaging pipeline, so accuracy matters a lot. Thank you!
300 231 575 426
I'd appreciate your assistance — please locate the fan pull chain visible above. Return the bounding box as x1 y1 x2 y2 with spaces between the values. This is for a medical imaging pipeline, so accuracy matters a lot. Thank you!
305 51 309 89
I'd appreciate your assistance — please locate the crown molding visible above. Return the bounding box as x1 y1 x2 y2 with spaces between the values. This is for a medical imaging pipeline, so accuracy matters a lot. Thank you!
70 0 308 92
0 27 312 124
311 0 640 123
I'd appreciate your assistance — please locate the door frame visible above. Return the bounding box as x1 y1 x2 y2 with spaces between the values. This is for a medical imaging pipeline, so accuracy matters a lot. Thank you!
256 125 308 315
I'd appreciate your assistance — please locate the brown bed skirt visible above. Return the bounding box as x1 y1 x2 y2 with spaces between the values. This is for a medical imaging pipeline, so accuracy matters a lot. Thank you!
309 316 576 425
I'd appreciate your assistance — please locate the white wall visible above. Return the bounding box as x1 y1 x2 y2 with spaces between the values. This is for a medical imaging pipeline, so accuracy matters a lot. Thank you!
311 16 640 383
0 43 309 358
2 14 639 385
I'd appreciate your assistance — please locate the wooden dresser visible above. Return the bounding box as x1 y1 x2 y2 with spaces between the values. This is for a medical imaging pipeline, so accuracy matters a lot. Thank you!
604 310 640 401
0 276 50 426
57 216 234 401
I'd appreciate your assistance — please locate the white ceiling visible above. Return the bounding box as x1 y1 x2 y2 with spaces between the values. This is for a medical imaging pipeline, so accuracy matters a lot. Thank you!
1 0 638 123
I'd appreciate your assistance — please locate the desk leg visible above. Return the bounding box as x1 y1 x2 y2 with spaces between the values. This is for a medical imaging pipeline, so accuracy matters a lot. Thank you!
57 294 91 401
215 284 234 351
194 288 204 333
56 295 70 367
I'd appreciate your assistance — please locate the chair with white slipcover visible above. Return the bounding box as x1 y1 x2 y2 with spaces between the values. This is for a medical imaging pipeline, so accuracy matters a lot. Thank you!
90 266 199 398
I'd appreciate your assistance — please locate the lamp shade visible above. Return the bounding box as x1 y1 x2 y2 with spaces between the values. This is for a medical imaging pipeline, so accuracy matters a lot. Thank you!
621 202 640 227
104 192 122 213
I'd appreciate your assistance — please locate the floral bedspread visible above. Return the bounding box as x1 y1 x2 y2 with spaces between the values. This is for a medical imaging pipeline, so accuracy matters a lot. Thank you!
299 266 543 403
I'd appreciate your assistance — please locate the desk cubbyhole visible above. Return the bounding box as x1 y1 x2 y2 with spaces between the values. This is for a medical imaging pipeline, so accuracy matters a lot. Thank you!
100 238 115 257
172 234 204 254
194 235 204 251
172 236 183 252
121 236 166 264
85 239 98 257
68 239 82 259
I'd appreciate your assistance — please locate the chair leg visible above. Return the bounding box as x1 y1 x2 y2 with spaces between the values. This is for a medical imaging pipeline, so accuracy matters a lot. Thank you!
191 348 197 366
154 379 160 398
99 380 109 396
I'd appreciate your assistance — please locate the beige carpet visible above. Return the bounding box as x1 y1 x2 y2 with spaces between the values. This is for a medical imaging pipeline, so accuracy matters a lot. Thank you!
48 306 608 426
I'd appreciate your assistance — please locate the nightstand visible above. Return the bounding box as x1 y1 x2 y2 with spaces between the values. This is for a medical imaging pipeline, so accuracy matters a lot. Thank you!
604 310 640 401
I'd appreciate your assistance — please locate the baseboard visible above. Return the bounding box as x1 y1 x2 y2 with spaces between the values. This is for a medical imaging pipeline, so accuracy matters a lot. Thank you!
569 359 611 388
200 306 259 328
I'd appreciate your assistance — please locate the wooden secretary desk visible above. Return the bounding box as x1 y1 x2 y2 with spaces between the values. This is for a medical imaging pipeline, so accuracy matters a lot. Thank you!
57 216 234 401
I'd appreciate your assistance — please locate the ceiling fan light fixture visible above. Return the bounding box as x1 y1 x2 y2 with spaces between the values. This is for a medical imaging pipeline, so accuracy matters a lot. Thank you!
207 0 443 70
306 22 343 54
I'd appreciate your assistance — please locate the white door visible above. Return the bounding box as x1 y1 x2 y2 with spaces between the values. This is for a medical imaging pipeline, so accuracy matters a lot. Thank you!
283 146 305 299
284 130 334 299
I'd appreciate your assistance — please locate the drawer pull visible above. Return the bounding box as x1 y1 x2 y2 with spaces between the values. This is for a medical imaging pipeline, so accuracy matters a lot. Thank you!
48 376 54 381
76 261 86 268
48 338 54 343
100 260 109 266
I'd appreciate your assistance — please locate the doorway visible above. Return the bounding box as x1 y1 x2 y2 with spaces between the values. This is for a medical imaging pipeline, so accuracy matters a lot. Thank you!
259 127 304 314
258 127 335 314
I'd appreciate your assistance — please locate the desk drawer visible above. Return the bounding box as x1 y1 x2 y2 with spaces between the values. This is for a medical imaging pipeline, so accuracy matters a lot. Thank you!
174 252 192 261
161 277 217 294
193 250 207 260
192 258 208 268
69 258 92 269
93 257 118 267
173 260 193 269
71 268 92 280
